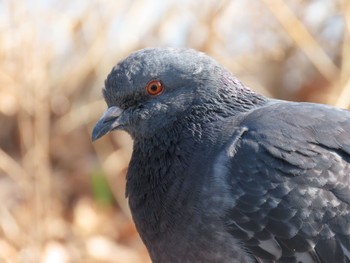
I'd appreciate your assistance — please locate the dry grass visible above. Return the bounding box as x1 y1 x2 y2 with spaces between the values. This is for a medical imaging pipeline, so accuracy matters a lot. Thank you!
0 0 348 262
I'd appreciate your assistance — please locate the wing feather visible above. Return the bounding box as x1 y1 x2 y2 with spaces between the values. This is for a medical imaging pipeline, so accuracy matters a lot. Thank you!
224 102 350 262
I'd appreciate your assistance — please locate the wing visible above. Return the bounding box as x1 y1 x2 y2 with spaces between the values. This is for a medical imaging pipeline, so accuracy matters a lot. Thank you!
223 102 350 263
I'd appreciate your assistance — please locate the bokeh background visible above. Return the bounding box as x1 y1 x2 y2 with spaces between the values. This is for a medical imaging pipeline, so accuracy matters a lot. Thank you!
0 0 349 262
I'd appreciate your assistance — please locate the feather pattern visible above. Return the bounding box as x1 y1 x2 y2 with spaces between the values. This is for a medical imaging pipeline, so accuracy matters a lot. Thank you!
223 101 350 262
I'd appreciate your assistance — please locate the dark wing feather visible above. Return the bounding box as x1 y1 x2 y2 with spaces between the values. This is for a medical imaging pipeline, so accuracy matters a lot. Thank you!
224 102 350 263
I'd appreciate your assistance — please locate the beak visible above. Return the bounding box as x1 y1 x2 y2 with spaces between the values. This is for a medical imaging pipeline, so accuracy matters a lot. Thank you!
92 106 124 141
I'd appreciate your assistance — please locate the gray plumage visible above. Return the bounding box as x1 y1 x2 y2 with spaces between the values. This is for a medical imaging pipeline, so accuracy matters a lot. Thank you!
92 48 350 263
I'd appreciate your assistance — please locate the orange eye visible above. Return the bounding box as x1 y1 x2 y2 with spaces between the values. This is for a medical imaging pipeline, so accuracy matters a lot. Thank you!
146 80 164 96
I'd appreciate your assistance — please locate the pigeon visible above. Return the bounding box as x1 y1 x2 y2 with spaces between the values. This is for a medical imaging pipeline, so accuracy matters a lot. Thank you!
92 48 350 263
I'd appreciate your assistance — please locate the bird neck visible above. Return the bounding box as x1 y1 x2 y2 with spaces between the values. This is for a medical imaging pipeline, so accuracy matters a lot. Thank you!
126 119 202 242
213 71 269 116
127 122 190 188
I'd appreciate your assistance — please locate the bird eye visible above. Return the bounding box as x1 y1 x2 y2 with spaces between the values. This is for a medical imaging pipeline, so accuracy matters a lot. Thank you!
146 80 164 96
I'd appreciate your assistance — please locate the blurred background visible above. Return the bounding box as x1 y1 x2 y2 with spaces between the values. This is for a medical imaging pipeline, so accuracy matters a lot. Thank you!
0 0 349 262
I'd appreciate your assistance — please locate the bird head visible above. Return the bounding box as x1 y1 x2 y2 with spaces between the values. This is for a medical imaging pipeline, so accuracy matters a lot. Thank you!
92 48 262 141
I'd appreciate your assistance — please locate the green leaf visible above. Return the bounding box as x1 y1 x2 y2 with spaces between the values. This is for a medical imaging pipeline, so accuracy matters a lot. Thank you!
90 169 114 206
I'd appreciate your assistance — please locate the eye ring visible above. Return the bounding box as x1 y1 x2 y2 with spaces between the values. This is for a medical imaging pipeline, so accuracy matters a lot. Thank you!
146 80 164 96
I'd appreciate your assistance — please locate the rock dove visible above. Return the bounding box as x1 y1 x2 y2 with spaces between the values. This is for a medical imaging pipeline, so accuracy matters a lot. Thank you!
92 48 350 263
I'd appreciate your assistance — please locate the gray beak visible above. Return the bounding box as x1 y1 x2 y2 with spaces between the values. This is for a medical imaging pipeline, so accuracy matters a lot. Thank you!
92 106 124 141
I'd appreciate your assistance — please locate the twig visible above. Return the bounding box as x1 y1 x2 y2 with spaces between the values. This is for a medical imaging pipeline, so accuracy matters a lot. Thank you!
54 100 106 134
335 1 350 108
260 0 339 83
0 148 31 192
